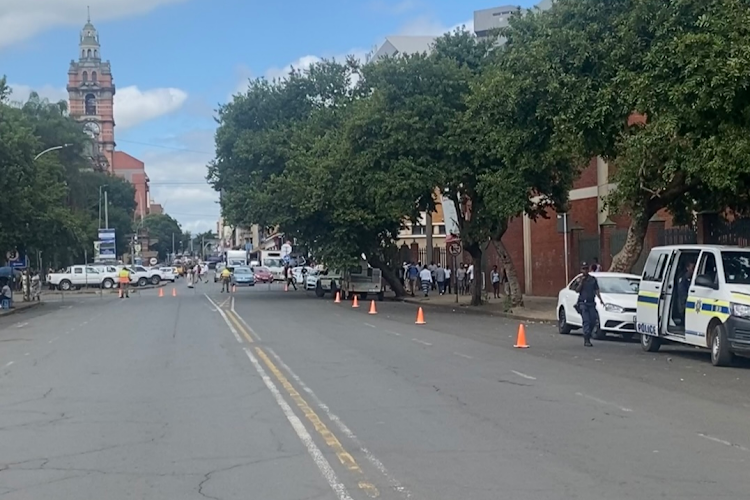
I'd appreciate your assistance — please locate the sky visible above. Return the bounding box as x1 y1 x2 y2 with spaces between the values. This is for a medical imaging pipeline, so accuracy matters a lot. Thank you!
0 0 539 234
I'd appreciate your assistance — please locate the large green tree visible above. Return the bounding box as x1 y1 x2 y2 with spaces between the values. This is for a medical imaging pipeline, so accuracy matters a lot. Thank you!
141 213 184 260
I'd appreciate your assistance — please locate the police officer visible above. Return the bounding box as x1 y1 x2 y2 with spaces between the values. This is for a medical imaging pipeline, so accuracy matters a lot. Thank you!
575 261 603 347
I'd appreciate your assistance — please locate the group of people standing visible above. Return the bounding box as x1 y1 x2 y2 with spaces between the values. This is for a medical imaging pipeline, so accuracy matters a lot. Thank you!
402 261 509 299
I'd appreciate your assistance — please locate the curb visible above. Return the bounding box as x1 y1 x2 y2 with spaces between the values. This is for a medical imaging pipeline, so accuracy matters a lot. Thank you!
399 297 555 324
0 301 44 317
43 281 170 295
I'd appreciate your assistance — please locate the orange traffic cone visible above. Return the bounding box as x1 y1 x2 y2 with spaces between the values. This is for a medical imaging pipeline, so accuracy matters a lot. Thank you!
334 291 341 303
368 300 377 315
352 295 359 308
158 288 164 297
415 307 426 325
514 324 529 348
172 288 177 297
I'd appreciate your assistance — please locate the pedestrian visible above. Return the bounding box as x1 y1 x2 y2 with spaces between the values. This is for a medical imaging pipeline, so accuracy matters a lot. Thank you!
118 267 131 298
502 268 510 296
467 263 474 293
436 263 446 295
491 265 501 298
284 265 297 290
419 266 432 297
428 261 437 291
0 281 12 309
574 262 604 347
456 265 466 295
590 258 602 272
407 262 419 296
220 266 231 292
444 266 452 294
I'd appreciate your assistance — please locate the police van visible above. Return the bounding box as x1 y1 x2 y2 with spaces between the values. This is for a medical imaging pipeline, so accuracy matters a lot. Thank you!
636 244 750 366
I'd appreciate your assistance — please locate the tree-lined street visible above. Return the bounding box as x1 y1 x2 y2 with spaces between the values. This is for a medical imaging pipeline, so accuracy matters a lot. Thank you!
1 286 748 499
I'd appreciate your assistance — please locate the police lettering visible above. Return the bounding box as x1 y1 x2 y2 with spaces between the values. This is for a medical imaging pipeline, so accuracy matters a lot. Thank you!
636 323 657 335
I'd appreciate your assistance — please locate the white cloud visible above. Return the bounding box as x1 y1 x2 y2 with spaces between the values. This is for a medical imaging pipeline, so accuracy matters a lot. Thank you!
114 86 188 129
143 129 219 234
264 55 325 81
8 83 188 129
0 0 188 50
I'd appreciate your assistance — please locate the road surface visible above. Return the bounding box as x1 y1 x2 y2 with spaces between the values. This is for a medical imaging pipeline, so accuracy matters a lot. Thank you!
1 282 748 499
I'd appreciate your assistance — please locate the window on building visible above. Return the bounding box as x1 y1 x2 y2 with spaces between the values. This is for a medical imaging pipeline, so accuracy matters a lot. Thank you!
91 71 97 82
84 94 97 115
94 49 98 58
81 49 85 58
433 224 446 235
87 49 92 58
411 225 426 235
82 71 88 82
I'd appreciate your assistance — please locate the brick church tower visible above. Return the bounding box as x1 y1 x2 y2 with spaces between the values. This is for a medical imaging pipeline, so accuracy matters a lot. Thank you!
67 12 116 172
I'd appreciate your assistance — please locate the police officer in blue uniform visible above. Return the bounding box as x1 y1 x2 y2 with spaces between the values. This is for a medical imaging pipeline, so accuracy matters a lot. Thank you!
575 262 604 347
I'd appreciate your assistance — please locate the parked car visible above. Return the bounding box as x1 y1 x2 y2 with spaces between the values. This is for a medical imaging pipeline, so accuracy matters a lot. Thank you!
231 266 255 286
252 266 273 283
154 267 177 282
557 272 641 340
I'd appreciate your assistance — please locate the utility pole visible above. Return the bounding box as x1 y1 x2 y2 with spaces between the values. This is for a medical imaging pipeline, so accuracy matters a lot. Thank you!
172 232 175 261
103 190 109 229
202 236 205 259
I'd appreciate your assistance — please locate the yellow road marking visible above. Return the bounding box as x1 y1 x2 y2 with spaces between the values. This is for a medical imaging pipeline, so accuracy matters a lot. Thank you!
253 346 379 498
225 308 253 343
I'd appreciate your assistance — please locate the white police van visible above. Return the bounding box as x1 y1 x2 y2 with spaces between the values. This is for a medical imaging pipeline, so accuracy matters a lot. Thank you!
636 245 750 366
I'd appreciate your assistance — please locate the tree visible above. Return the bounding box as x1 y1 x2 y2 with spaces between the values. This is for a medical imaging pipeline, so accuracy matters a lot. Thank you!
141 213 184 260
504 0 750 272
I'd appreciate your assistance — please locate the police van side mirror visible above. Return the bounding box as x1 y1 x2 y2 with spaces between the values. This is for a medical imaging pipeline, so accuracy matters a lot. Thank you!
695 275 718 289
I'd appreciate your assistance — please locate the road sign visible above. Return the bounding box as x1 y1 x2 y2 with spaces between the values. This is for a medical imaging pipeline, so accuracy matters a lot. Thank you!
281 242 292 257
149 257 158 266
448 242 462 256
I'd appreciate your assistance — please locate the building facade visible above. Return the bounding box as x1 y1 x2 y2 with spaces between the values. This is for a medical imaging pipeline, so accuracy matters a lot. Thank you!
112 151 151 219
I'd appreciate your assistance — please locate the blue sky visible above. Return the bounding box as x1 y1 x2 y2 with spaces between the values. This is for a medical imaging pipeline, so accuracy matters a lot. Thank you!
0 0 539 233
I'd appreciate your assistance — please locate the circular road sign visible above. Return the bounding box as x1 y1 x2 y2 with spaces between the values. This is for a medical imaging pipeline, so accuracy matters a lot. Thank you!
448 242 462 256
149 257 158 266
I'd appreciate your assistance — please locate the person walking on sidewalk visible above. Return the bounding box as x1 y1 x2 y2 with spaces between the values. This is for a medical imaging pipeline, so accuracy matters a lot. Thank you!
436 263 446 295
419 266 432 297
407 262 419 297
575 262 603 347
444 266 452 294
491 265 501 298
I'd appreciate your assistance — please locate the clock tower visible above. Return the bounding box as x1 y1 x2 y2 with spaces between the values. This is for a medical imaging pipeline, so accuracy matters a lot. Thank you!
67 11 116 172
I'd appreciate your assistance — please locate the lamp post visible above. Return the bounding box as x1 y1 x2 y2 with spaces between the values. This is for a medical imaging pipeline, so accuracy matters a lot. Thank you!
34 144 73 161
98 184 108 229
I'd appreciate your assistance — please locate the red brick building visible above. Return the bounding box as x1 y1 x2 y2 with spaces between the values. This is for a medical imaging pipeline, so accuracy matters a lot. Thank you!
112 151 151 219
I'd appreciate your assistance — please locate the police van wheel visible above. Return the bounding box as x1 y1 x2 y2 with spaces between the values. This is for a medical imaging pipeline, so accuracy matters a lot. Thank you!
558 308 572 335
641 333 661 352
710 323 734 367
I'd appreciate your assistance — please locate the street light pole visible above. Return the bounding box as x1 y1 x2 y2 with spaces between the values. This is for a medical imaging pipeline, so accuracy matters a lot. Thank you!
34 143 73 161
98 184 108 229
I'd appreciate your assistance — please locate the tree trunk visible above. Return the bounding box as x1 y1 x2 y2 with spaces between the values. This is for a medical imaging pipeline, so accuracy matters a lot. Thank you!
369 254 406 297
466 242 483 306
608 210 653 273
491 238 523 307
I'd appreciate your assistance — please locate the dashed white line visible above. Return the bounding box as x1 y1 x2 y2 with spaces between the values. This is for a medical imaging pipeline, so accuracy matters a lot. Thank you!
243 348 353 500
267 348 412 498
363 323 377 329
697 433 749 452
14 322 28 328
384 330 401 337
576 392 632 412
4 361 13 368
24 353 29 356
411 338 432 346
453 352 473 359
511 370 536 380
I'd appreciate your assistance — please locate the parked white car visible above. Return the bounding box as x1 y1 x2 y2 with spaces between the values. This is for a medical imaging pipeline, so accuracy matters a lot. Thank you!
48 265 120 291
292 266 317 289
154 267 177 282
557 272 641 340
117 265 161 286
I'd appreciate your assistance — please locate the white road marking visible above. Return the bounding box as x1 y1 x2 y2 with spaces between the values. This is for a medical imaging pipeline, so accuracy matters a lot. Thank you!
14 322 28 328
4 361 13 367
575 392 632 412
64 305 73 309
411 338 432 346
697 433 749 452
385 330 401 337
205 294 243 344
363 323 377 328
243 348 353 500
453 352 473 359
230 297 262 340
511 370 536 380
267 348 412 498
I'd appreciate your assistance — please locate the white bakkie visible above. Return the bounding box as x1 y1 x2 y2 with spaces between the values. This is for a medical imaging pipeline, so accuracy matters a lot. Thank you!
636 244 750 366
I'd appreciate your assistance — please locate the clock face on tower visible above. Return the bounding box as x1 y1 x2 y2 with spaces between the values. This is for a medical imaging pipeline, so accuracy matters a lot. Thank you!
83 121 100 138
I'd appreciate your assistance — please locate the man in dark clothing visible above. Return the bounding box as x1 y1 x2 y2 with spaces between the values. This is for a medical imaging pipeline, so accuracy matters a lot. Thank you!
676 261 695 325
575 262 604 347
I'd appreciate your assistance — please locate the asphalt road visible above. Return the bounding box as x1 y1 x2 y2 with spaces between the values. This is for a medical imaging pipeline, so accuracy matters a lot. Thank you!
1 282 748 499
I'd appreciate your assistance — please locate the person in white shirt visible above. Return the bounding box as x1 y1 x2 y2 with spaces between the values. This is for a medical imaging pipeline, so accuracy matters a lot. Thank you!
467 263 474 292
444 266 452 294
419 267 432 297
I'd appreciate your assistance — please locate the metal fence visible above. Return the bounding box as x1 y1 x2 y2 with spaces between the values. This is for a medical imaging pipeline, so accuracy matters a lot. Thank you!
657 226 697 246
576 233 600 267
706 216 750 246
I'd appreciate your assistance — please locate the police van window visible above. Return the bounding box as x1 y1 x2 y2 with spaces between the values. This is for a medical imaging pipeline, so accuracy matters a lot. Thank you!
642 252 668 282
697 252 718 285
721 251 750 285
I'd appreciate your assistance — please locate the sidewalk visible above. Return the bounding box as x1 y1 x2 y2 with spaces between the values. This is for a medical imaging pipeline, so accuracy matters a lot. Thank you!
400 292 557 322
0 301 43 317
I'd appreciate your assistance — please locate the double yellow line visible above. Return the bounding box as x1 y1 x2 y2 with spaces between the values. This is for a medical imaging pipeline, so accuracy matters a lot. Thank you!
220 300 379 498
